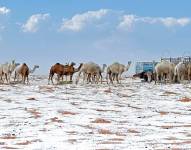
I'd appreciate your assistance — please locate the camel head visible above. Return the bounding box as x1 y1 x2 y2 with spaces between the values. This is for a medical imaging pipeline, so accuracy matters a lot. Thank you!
101 64 107 73
75 63 83 72
11 60 15 64
103 64 107 68
79 63 83 68
125 61 132 71
128 61 132 65
15 63 20 67
34 65 40 69
70 62 76 66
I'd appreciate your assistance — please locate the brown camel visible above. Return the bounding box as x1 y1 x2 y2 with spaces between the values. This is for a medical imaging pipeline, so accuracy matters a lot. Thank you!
61 62 83 82
48 63 65 84
14 63 29 84
48 62 83 84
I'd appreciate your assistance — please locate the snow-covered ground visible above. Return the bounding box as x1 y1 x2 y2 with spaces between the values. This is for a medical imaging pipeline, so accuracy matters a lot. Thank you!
0 75 191 150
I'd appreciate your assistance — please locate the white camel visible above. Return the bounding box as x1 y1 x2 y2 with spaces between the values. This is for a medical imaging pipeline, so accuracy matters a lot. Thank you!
76 62 106 84
174 62 187 83
0 60 20 83
106 61 131 84
29 65 39 74
187 63 191 81
87 64 107 83
0 63 8 82
155 61 175 83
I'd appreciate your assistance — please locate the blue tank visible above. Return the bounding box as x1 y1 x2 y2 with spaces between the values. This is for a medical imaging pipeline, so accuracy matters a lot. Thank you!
135 62 157 74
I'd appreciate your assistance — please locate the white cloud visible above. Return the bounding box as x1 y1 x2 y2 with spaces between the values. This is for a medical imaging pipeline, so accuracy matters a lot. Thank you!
118 15 191 30
118 15 136 29
60 9 109 32
0 7 10 15
159 17 190 27
22 13 50 33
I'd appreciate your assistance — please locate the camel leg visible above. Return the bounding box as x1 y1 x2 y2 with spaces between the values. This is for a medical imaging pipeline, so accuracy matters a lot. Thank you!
49 73 54 85
21 75 24 84
168 73 172 84
8 73 11 83
65 75 67 81
173 74 176 83
14 71 17 82
154 73 157 84
100 73 103 84
0 74 2 83
118 74 122 84
91 74 94 84
88 74 92 84
23 76 26 84
177 74 180 83
106 73 109 84
96 74 100 84
112 74 115 81
156 73 159 83
48 73 51 84
70 74 73 82
5 74 8 84
116 74 119 84
27 75 29 84
109 73 113 84
57 75 61 84
76 71 82 84
181 74 184 83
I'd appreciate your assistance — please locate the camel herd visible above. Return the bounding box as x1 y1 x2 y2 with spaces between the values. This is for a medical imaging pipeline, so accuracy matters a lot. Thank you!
154 61 191 83
0 60 39 84
1 59 191 85
48 61 132 84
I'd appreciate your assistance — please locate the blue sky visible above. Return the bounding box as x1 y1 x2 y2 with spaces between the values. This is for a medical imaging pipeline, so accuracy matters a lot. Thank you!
0 0 191 74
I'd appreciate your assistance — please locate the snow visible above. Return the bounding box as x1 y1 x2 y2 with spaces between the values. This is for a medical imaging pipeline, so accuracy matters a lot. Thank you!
0 75 191 150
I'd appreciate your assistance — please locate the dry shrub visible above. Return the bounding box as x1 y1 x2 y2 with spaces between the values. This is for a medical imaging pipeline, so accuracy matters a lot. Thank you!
98 129 113 135
0 134 16 139
58 110 77 115
91 118 111 123
25 108 41 118
178 97 191 102
128 129 140 133
1 147 18 149
26 97 36 101
50 117 63 123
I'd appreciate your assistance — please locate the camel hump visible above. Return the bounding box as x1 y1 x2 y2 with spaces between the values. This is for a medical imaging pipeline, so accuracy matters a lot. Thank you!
56 63 60 65
23 63 27 66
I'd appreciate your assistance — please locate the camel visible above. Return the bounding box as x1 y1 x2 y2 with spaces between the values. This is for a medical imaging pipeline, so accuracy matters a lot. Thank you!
86 64 107 83
60 62 83 82
174 62 187 83
14 63 29 84
76 62 106 84
0 60 20 83
154 61 175 83
48 63 64 84
14 64 39 81
106 61 131 84
187 63 191 81
29 65 39 74
48 62 82 84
